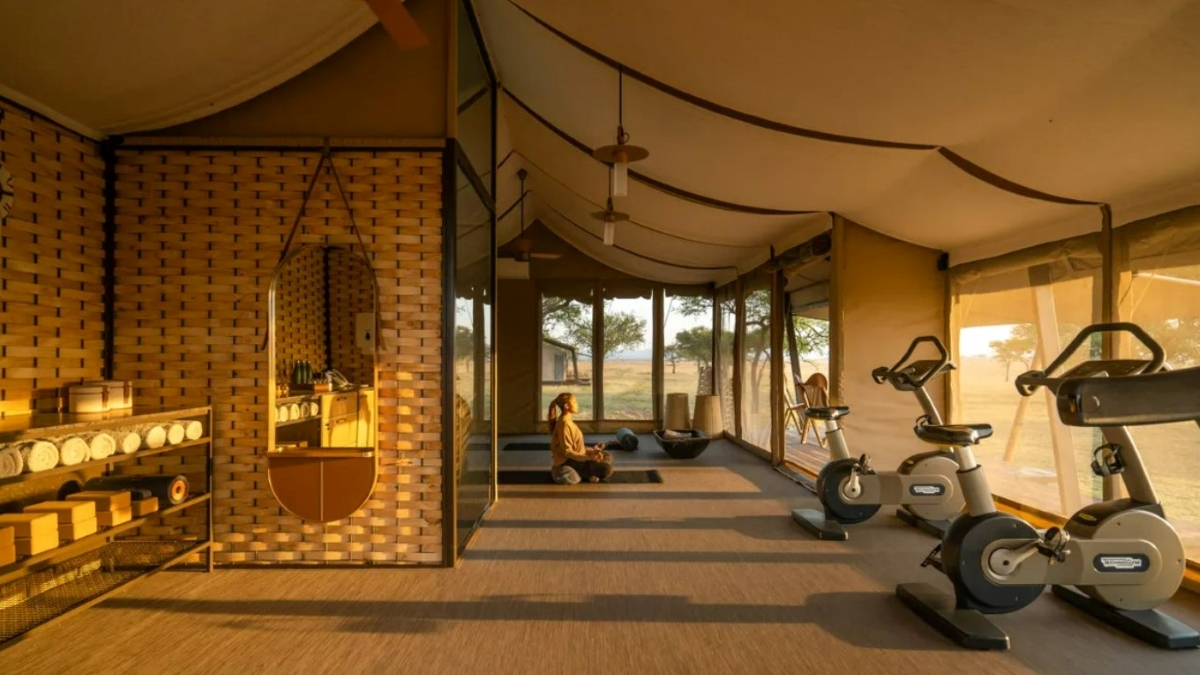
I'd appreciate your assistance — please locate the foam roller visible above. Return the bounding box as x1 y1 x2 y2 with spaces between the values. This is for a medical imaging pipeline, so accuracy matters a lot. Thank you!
84 474 190 505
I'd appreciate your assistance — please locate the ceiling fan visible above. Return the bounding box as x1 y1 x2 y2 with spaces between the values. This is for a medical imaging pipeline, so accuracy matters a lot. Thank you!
497 169 562 263
363 0 430 50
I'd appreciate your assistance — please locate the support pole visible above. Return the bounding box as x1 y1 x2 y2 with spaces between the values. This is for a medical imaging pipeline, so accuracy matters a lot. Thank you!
1030 268 1081 515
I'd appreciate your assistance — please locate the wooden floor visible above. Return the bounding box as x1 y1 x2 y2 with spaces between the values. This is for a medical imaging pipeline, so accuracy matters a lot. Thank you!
3 438 1199 674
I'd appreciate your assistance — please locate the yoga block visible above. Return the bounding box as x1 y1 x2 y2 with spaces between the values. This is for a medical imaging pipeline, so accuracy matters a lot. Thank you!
25 500 96 524
0 545 14 566
59 518 97 542
97 509 132 527
68 490 132 512
131 497 159 517
0 512 58 539
16 531 58 556
0 526 12 548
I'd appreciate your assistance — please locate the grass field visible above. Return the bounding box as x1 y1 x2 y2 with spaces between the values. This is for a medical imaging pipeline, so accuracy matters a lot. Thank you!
959 356 1200 552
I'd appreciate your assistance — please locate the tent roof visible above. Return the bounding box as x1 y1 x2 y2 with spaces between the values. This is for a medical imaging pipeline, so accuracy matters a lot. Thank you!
3 0 1199 284
0 0 377 137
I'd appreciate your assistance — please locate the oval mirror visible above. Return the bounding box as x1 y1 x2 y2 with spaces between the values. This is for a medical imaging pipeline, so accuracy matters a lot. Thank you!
265 243 379 522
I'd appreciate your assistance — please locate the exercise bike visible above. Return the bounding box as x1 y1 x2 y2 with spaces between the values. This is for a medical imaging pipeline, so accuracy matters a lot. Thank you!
898 323 1199 650
793 336 964 541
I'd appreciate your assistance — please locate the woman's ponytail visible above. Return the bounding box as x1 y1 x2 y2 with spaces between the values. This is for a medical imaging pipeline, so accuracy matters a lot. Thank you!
547 392 570 433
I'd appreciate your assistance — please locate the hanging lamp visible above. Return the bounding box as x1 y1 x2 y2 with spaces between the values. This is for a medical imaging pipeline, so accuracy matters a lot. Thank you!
590 196 630 247
592 66 649 197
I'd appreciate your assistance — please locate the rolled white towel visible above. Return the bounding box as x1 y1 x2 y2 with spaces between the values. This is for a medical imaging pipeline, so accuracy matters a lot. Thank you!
0 445 23 478
287 403 301 421
83 432 117 461
164 422 185 445
180 420 203 441
56 436 91 466
277 405 291 423
132 424 166 449
18 440 59 473
308 402 319 417
112 429 141 455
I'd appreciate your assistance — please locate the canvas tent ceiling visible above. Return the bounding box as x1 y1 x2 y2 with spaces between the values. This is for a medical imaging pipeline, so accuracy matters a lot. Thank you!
1 0 1199 285
476 0 1200 281
0 0 378 137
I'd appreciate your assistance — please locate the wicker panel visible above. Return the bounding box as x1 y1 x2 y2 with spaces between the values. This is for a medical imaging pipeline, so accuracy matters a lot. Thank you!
112 150 444 565
327 247 375 386
276 245 329 379
0 101 106 418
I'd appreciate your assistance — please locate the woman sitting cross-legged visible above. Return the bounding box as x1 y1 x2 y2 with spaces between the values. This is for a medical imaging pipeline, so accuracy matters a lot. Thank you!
547 392 615 485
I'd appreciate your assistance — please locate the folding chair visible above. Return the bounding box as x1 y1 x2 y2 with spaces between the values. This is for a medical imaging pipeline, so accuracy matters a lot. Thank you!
786 371 829 448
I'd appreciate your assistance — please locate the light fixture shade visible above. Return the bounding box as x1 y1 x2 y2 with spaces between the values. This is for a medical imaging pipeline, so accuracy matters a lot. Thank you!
610 162 629 197
603 220 615 246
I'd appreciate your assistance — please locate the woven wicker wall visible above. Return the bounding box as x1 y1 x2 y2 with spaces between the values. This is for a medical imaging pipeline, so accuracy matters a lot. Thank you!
328 247 375 387
276 245 329 380
112 149 444 564
0 101 106 418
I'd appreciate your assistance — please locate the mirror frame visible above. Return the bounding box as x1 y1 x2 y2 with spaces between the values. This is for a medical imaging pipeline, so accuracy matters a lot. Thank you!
265 242 382 521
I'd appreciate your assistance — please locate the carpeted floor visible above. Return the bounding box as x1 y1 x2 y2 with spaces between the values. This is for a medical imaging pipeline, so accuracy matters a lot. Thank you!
1 438 1198 674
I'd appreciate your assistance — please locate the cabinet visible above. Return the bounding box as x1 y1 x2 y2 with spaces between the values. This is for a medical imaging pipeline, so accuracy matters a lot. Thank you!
320 391 363 447
0 406 213 646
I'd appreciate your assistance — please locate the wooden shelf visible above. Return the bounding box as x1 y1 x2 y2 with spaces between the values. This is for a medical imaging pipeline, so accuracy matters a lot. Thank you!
0 406 211 443
268 448 374 459
275 417 319 428
0 494 211 587
0 404 213 648
0 437 212 488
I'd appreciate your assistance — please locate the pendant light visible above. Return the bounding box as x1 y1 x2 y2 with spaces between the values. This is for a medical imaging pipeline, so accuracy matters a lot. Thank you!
592 66 649 197
590 197 629 247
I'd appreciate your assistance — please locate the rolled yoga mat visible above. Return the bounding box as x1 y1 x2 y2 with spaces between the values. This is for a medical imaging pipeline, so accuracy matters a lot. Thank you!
0 445 24 478
84 474 190 505
164 422 185 446
132 424 167 450
82 432 117 461
18 440 59 473
55 436 91 466
112 429 142 455
179 420 203 441
614 427 639 451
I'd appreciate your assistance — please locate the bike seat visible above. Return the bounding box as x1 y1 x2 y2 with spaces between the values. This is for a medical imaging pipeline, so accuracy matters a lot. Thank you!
805 406 850 421
914 423 993 446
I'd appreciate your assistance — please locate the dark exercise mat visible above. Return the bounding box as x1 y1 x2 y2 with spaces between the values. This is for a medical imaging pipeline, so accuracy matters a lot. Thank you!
497 469 663 485
500 439 614 451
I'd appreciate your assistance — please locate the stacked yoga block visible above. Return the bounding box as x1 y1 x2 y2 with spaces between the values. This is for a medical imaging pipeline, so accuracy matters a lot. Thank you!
0 512 58 557
0 525 14 566
68 491 135 527
24 501 97 544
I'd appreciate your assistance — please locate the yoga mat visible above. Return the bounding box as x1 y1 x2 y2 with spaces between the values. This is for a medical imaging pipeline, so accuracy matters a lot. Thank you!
0 445 23 477
55 436 90 466
82 432 117 461
85 474 190 505
113 429 141 455
497 469 663 485
18 440 59 473
501 438 616 452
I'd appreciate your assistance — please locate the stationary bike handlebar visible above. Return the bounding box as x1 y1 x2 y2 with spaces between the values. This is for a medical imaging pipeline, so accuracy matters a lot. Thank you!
871 335 952 390
1014 322 1166 397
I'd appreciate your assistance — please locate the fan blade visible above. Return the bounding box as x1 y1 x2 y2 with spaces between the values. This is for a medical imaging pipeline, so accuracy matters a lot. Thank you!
530 252 562 260
364 0 430 50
